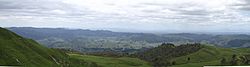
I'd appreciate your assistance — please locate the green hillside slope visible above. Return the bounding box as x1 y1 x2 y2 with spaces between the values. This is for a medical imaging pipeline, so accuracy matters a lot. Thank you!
136 43 202 66
171 45 250 67
135 43 250 67
0 27 70 67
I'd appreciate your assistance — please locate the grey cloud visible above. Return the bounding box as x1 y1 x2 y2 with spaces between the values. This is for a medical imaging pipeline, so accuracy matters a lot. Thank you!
171 9 211 16
139 1 248 24
141 2 212 16
0 0 96 20
141 3 168 6
130 5 145 8
138 3 213 24
0 1 20 9
231 0 250 11
141 9 161 13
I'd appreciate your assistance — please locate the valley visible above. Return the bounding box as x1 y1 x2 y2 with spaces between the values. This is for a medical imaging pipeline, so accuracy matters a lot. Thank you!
1 27 250 67
8 27 250 53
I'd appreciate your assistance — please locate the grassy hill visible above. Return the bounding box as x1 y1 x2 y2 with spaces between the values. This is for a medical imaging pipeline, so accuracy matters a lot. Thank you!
170 45 250 67
135 43 250 67
69 54 151 67
135 43 203 66
0 27 71 67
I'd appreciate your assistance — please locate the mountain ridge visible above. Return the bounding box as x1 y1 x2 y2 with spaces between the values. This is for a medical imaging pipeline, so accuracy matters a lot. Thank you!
8 27 250 51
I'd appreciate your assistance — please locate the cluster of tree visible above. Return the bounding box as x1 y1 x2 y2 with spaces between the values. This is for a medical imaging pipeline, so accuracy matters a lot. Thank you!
221 54 250 66
134 43 203 67
86 51 130 58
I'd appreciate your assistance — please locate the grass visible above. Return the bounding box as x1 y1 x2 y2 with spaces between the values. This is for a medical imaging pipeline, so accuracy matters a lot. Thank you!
0 27 68 67
171 60 220 67
69 54 151 67
170 45 250 67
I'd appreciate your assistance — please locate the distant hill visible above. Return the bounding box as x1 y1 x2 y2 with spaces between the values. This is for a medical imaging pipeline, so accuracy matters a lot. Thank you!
7 27 250 53
8 27 188 43
8 27 192 52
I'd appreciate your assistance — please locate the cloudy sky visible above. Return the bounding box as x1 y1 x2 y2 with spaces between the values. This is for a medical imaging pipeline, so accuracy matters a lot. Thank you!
0 0 250 33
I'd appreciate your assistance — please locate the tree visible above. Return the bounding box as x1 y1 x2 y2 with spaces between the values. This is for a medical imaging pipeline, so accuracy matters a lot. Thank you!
187 57 191 63
220 57 227 65
161 43 175 48
172 61 176 65
239 56 247 64
231 54 241 65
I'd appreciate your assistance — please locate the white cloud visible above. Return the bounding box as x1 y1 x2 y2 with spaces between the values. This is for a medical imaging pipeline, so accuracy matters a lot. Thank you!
0 0 250 33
